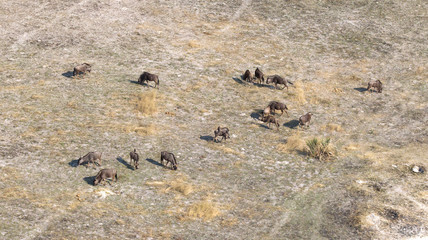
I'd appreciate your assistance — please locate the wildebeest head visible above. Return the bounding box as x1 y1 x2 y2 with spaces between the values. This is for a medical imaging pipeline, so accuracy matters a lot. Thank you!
172 165 177 170
77 156 83 165
93 177 100 185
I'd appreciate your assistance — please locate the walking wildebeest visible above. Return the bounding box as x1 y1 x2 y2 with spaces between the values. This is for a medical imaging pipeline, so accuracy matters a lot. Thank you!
138 72 159 88
130 149 139 169
78 152 102 168
263 106 271 117
255 68 265 84
73 63 91 77
93 168 117 186
262 115 280 130
268 101 289 117
266 75 293 90
367 80 382 93
243 69 254 82
299 112 312 128
214 126 230 142
160 151 178 170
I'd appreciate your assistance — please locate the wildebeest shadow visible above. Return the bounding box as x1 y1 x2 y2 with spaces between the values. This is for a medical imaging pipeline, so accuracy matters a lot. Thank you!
251 110 262 120
200 135 214 141
83 176 95 186
257 123 270 129
284 120 300 129
233 77 246 85
354 87 367 93
62 71 74 78
253 82 275 89
68 159 79 167
116 156 134 170
145 158 164 167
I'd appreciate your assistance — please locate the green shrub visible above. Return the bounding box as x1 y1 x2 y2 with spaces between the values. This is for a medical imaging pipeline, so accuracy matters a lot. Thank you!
306 137 334 161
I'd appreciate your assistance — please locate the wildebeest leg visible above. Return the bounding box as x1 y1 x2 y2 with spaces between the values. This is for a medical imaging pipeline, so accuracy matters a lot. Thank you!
280 84 286 90
280 110 284 116
285 111 289 117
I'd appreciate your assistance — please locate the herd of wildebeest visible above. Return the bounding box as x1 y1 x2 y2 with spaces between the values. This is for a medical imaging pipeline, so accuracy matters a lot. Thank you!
72 63 383 186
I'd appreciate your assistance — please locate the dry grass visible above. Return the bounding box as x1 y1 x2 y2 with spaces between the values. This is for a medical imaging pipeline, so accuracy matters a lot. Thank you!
277 133 306 153
146 175 194 196
187 199 221 221
306 137 335 161
135 90 157 115
291 80 307 105
322 123 343 132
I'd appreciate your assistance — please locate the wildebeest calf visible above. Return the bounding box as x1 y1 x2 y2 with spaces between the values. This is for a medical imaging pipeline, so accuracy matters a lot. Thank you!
299 112 312 128
138 72 159 88
93 168 117 186
160 151 178 170
243 69 254 82
255 68 265 84
214 126 230 142
262 115 280 130
130 149 139 169
73 63 91 77
367 80 382 93
268 101 289 117
78 152 102 168
266 75 293 90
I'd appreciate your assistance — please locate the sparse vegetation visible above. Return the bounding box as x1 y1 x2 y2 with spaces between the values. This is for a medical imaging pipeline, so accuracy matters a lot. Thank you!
306 137 335 161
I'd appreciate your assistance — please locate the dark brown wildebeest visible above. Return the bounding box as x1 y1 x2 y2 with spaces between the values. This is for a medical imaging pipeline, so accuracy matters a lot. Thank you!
262 115 280 130
367 80 382 93
129 149 139 169
73 63 91 77
160 151 177 170
299 112 312 128
78 152 102 168
138 72 159 88
214 126 230 142
255 68 265 84
243 70 254 82
266 75 293 90
268 101 289 117
93 168 117 186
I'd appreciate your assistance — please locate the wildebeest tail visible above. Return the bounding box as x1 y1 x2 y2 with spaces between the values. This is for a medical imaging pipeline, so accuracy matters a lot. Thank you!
287 80 294 85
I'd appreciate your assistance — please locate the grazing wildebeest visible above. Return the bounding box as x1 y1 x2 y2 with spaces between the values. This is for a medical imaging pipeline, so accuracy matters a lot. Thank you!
262 115 280 130
78 152 102 168
268 101 289 117
266 75 293 90
367 80 382 93
73 63 91 77
138 72 159 88
255 68 265 84
93 168 117 186
129 149 139 169
214 126 230 142
299 112 313 128
243 69 254 82
160 151 177 170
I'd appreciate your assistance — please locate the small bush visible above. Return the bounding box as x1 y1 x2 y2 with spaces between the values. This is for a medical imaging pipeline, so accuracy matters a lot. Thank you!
306 137 334 161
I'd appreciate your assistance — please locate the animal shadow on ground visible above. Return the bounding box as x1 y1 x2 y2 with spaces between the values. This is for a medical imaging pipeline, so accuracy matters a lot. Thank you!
251 110 262 120
200 135 214 141
257 123 270 129
68 159 79 167
62 71 74 78
354 87 367 93
253 82 275 89
129 80 140 85
83 176 95 186
116 156 134 170
284 120 300 128
145 158 164 168
232 77 246 85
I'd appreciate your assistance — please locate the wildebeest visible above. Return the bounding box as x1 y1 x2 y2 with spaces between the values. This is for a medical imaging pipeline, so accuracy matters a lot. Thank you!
214 126 230 142
73 63 91 77
299 112 312 128
138 72 159 88
93 168 117 186
262 115 280 130
129 149 139 169
268 101 289 117
243 69 254 82
255 68 265 84
367 80 382 93
160 151 177 170
78 152 102 168
263 106 271 117
266 75 293 90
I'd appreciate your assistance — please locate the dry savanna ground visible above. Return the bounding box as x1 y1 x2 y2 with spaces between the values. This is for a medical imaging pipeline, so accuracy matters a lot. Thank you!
0 0 427 239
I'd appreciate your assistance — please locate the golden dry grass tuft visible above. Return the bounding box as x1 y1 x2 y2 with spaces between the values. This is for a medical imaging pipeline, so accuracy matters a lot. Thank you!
135 90 157 115
187 199 221 221
322 123 343 132
292 80 307 105
146 175 194 196
277 133 306 153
